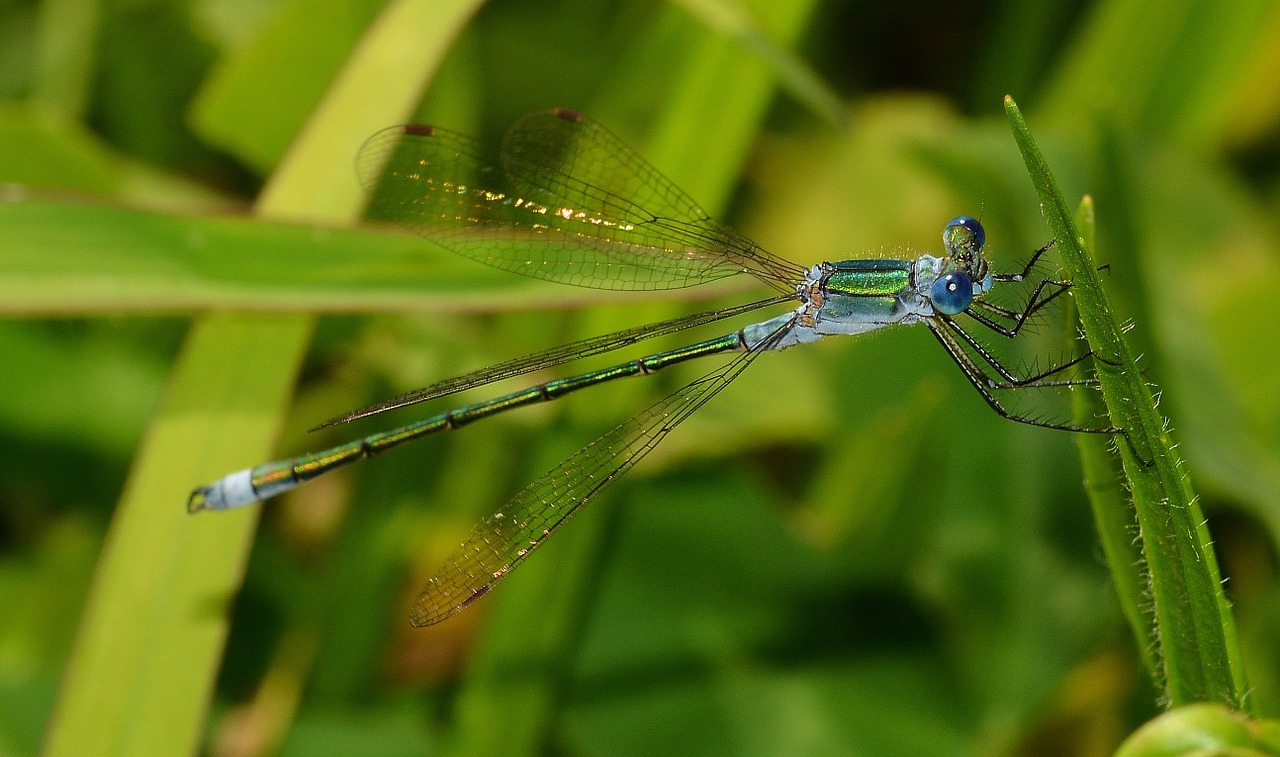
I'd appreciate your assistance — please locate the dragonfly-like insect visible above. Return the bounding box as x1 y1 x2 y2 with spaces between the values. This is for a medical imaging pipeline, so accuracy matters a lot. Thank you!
189 107 1113 626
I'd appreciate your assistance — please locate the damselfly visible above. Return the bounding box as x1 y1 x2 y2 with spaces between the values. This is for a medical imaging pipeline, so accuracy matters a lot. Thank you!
190 108 1112 626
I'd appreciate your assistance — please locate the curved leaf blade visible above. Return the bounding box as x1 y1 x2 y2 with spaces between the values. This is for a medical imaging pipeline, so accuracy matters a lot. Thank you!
1004 95 1249 711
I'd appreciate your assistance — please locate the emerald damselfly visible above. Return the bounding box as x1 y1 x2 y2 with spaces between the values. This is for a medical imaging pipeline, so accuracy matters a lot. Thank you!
190 108 1112 626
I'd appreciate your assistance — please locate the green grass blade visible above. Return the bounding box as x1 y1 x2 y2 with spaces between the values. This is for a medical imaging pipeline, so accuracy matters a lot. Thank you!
42 312 312 756
189 0 384 173
1040 0 1277 151
0 199 753 316
669 0 846 127
31 0 100 116
1068 195 1160 683
0 200 581 316
1004 95 1249 711
44 1 485 754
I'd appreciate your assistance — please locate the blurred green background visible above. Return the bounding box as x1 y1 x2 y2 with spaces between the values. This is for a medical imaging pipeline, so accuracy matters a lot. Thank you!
1 0 1278 755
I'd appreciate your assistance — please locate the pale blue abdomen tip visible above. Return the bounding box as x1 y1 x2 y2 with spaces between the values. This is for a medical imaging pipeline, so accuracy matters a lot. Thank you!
187 469 257 513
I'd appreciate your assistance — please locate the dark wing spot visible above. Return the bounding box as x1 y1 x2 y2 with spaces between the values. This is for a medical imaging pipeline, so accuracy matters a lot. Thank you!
553 107 584 123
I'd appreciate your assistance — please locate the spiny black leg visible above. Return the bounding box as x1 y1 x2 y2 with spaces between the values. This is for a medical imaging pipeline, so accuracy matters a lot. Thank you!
945 317 1098 388
970 300 1020 320
978 273 1129 371
983 239 1114 338
1090 348 1124 368
969 276 1074 338
992 239 1055 283
927 319 1119 435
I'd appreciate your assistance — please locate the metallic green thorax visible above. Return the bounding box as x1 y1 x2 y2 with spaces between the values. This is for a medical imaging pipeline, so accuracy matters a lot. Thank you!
824 260 912 298
248 331 745 494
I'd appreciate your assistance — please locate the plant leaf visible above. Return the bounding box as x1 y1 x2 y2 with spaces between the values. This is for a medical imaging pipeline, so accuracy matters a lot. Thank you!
1004 95 1249 711
44 1 488 754
1067 195 1160 682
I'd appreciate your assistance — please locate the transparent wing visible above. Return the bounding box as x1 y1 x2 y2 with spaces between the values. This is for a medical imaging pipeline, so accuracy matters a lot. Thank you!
410 315 795 626
357 108 803 293
315 294 793 428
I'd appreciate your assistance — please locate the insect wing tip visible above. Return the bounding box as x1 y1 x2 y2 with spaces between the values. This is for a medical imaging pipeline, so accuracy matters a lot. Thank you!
552 107 584 123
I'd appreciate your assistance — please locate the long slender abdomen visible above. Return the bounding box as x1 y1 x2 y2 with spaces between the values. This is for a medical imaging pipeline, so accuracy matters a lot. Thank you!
188 330 747 513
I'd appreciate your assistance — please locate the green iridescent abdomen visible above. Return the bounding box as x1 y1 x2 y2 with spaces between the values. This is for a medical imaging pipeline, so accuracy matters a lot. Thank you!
825 259 912 298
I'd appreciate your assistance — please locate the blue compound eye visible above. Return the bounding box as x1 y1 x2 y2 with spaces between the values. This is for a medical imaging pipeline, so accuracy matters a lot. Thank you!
944 215 985 255
930 271 973 315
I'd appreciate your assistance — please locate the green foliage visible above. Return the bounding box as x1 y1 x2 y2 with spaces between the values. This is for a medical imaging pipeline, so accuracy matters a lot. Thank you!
1 1 1278 756
1008 97 1248 711
1113 704 1280 757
